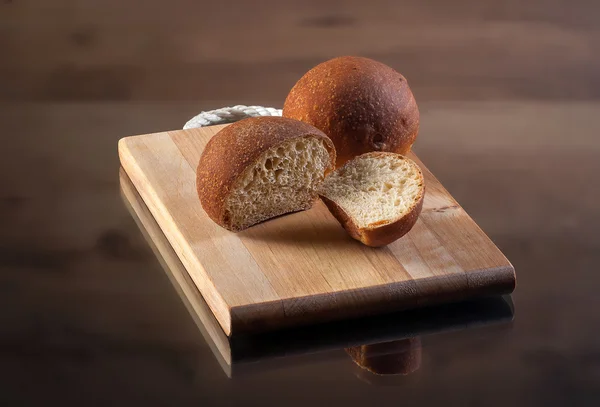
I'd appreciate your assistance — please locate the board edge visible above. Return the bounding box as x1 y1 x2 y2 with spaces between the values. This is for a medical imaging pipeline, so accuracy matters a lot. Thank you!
228 265 515 334
118 134 234 335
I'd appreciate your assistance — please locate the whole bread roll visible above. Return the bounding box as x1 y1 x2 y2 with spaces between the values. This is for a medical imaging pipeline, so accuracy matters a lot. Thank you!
283 56 419 167
196 117 336 232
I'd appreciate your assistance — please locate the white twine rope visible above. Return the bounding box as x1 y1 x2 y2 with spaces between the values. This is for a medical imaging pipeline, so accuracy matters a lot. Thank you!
183 105 282 129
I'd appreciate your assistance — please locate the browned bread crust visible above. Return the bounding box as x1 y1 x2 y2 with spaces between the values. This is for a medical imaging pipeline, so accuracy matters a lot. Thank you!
319 152 425 247
283 56 419 167
321 194 423 247
196 116 336 230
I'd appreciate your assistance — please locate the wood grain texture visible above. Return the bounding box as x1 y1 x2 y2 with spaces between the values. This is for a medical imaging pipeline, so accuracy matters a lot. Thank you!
120 169 514 378
118 124 515 335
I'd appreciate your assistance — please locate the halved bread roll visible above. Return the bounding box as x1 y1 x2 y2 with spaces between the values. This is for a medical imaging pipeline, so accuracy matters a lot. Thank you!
196 117 336 232
319 152 424 247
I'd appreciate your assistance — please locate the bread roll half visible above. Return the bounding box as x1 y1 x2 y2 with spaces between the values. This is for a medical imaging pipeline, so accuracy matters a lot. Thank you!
319 152 424 247
196 117 336 231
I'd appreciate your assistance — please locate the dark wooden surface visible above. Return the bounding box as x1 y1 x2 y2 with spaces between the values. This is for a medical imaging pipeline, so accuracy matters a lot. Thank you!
1 1 599 406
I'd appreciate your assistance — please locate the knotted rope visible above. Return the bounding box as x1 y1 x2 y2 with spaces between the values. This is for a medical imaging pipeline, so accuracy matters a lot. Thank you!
183 105 282 129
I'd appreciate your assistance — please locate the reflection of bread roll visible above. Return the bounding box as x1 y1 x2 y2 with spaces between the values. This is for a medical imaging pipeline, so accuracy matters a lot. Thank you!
196 117 336 231
283 56 419 168
345 337 422 375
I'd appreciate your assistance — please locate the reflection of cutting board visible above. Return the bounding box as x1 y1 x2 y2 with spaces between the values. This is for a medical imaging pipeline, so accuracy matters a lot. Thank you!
118 125 515 336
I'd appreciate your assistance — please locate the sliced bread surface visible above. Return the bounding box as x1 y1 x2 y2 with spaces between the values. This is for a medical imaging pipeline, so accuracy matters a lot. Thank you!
197 117 336 232
319 152 424 246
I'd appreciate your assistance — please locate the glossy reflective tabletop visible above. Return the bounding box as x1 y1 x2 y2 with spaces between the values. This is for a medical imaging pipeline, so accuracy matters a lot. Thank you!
2 1 600 406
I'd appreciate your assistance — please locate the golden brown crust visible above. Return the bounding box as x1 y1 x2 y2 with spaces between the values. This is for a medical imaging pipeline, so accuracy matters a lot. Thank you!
196 116 336 231
283 56 419 167
319 152 425 247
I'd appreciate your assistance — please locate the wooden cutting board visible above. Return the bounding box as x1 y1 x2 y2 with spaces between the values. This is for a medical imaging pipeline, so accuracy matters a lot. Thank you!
119 125 515 335
120 168 513 377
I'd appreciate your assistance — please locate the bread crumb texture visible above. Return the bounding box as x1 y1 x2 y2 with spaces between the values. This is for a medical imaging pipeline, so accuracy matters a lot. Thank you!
320 153 423 228
224 137 330 230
